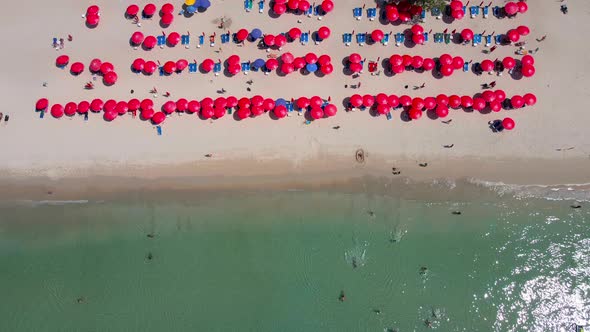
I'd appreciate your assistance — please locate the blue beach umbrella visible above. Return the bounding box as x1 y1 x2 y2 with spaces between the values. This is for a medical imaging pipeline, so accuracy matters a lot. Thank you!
250 28 262 40
186 5 197 13
275 98 287 107
306 63 318 73
252 58 265 69
199 0 211 9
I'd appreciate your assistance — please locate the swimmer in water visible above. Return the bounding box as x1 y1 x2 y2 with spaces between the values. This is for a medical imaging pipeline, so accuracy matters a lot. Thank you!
147 252 153 260
419 266 428 275
452 211 462 215
352 257 358 269
338 290 346 302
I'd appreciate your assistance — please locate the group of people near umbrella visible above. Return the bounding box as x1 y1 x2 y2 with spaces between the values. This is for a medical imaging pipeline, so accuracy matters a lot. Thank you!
55 55 118 85
36 95 337 124
272 0 333 17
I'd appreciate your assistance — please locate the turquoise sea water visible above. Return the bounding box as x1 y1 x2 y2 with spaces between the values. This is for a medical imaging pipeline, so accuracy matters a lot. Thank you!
0 181 589 332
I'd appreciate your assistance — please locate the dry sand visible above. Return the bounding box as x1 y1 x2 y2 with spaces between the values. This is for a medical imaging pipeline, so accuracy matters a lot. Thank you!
0 0 589 189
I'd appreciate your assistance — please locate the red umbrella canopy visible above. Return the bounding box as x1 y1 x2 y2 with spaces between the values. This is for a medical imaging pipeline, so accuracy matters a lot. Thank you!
163 61 176 74
412 34 424 45
305 53 318 64
86 14 100 26
298 0 310 12
452 56 464 70
273 3 287 15
505 2 518 15
502 117 515 130
90 99 104 112
201 59 215 72
481 60 494 72
297 97 310 109
289 27 302 40
126 4 139 17
517 1 528 13
386 7 399 21
78 101 90 114
281 52 295 64
161 13 174 25
214 107 226 119
176 98 188 112
293 57 306 69
161 3 174 14
423 97 436 110
143 3 157 16
132 58 145 72
482 90 496 103
310 96 323 108
436 94 449 106
402 55 413 67
36 98 49 110
350 63 363 73
104 72 118 85
408 108 422 120
511 95 525 108
201 107 214 119
274 34 287 48
321 64 333 75
266 58 279 70
440 65 454 77
263 98 275 111
451 9 464 19
389 54 402 67
50 104 64 118
450 1 463 11
461 28 474 41
143 35 157 49
439 54 453 66
507 29 520 42
116 101 129 115
517 25 530 36
461 95 473 108
162 100 177 114
321 0 334 13
187 100 200 113
167 32 181 46
274 105 287 118
104 99 117 112
251 95 264 107
386 95 398 108
226 96 238 108
349 53 362 64
489 100 502 112
422 58 435 70
141 108 155 120
318 26 331 40
131 31 144 45
238 97 251 108
237 107 251 119
128 98 140 111
448 95 461 108
495 90 507 102
399 95 412 107
56 55 69 67
522 65 535 77
89 58 102 72
324 104 337 117
152 111 166 125
144 61 157 74
201 97 214 108
436 104 449 118
64 102 77 116
362 94 375 108
412 56 424 69
377 104 390 115
251 106 264 117
71 62 84 74
281 63 294 74
411 24 424 35
236 29 248 41
176 59 188 72
214 97 227 109
349 94 363 108
100 62 114 75
412 97 425 110
227 55 240 66
310 107 324 120
87 5 100 15
502 57 516 69
472 97 486 111
523 93 537 106
371 29 384 42
264 34 275 46
140 99 154 110
376 93 388 105
521 55 534 66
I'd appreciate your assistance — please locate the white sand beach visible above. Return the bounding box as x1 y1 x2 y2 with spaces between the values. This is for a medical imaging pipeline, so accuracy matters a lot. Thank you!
0 0 589 188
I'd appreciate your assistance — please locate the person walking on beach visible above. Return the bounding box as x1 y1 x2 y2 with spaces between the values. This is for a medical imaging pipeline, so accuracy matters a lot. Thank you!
536 35 547 42
489 45 497 53
4 114 9 125
490 81 496 88
67 34 73 42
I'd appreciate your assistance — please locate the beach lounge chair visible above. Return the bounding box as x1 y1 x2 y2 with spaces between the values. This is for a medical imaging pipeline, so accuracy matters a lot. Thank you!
159 66 164 76
463 62 469 72
221 33 230 44
367 8 377 21
286 102 294 113
382 33 389 46
198 35 204 48
421 9 426 20
395 33 404 46
300 32 309 45
434 33 443 43
493 6 501 18
473 34 482 46
444 33 451 44
241 62 250 74
156 125 162 136
483 6 489 18
314 5 321 20
386 112 392 120
423 32 428 43
485 35 492 47
495 35 503 45
40 110 45 118
84 113 88 121
157 35 165 48
306 6 313 17
470 6 479 18
258 0 264 13
188 63 197 73
244 0 253 12
432 7 441 19
353 7 362 20
214 62 221 76
356 33 366 46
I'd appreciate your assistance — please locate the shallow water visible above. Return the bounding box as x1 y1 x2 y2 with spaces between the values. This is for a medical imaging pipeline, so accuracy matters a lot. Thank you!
0 183 588 332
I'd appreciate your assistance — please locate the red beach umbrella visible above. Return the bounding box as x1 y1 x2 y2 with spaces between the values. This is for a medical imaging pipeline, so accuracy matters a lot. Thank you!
310 96 323 108
104 110 117 121
521 55 534 66
377 104 390 115
71 62 84 74
214 97 227 109
288 0 299 10
376 93 388 105
297 97 310 109
450 1 463 11
143 35 157 49
273 3 287 15
140 99 153 110
517 1 528 13
411 24 424 35
78 101 90 114
435 104 449 118
289 27 302 40
167 32 181 46
89 58 102 72
408 108 422 120
263 98 275 111
349 94 363 108
237 107 251 120
64 102 77 116
502 117 515 130
126 4 139 17
523 93 537 106
318 26 331 40
187 100 200 113
56 55 69 67
436 94 449 106
116 101 129 115
507 29 520 43
293 57 306 69
389 54 403 67
482 90 496 103
402 55 413 67
362 95 374 108
236 29 249 42
274 105 287 118
90 99 104 112
104 99 117 113
422 58 435 71
161 3 174 14
87 5 100 15
472 97 486 111
143 3 156 16
251 106 264 117
264 34 275 46
448 95 461 108
201 98 214 109
86 14 100 26
517 25 530 36
238 97 251 109
350 63 363 73
227 55 240 66
176 98 188 112
201 59 215 72
281 63 294 74
103 72 117 85
505 2 518 15
452 56 464 70
388 95 400 108
128 99 140 111
412 34 424 45
163 61 176 74
274 34 287 48
161 13 174 26
144 61 157 74
141 108 155 120
36 98 49 110
317 55 331 66
310 107 324 120
265 58 279 71
51 104 64 118
511 95 525 108
349 53 362 64
324 104 337 117
321 64 333 75
131 31 144 45
132 58 145 72
412 97 425 110
224 96 237 108
386 7 399 21
502 57 516 69
461 95 473 108
452 9 464 19
151 111 166 125
251 95 264 107
411 56 424 69
201 107 214 119
399 95 412 107
305 53 318 64
214 107 226 119
522 65 535 77
371 29 384 42
100 62 114 75
321 0 334 13
489 100 502 112
162 101 176 114
439 54 453 66
423 97 436 110
298 0 310 12
461 28 474 41
440 65 454 77
495 90 507 102
481 60 494 72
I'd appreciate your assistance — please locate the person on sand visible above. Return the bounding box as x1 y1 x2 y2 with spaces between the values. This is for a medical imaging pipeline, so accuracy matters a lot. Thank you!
67 34 73 42
419 162 428 167
59 38 64 49
537 35 547 42
490 81 496 88
205 154 213 158
164 92 170 97
0 113 3 124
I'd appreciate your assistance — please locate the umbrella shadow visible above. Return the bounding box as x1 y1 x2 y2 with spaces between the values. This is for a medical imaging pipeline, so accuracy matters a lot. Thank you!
509 70 524 80
399 109 411 122
368 108 381 118
159 21 171 29
85 22 98 29
267 8 281 19
426 109 438 120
